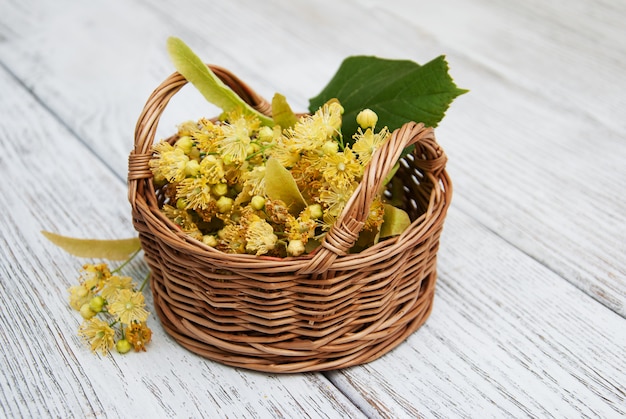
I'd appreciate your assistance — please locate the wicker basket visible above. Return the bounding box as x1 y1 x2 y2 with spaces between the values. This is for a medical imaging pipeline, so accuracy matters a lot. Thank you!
128 65 452 373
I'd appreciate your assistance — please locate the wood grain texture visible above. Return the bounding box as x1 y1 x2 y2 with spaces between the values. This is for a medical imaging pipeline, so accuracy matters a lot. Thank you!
0 68 364 418
367 0 626 316
327 208 626 417
0 0 625 417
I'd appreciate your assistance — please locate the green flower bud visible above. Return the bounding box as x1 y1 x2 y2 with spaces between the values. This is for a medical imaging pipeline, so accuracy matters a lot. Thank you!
185 160 200 177
211 183 228 197
202 235 218 247
88 296 105 313
287 240 305 257
322 141 339 156
79 303 96 319
176 198 188 210
356 109 378 129
116 339 132 354
250 195 266 211
216 196 234 213
175 136 194 154
307 204 323 220
189 147 201 161
257 126 275 142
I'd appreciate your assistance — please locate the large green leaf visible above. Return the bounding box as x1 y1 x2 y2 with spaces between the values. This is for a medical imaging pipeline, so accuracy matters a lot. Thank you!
42 231 141 261
309 55 467 143
167 37 274 126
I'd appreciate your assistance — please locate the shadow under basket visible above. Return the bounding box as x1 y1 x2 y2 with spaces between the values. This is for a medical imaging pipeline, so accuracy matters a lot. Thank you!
127 65 452 373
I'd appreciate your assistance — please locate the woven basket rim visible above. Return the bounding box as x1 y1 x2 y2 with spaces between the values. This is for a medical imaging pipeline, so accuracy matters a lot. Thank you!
128 66 452 274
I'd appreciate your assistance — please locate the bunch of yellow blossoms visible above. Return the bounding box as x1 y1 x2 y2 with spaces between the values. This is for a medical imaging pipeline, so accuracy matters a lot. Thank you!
68 261 152 355
150 101 391 257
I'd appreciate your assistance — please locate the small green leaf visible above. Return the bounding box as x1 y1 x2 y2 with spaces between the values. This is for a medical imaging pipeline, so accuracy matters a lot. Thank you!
382 162 400 188
309 55 467 144
42 231 141 261
166 37 273 126
352 227 381 253
271 93 298 129
264 158 307 215
379 204 411 238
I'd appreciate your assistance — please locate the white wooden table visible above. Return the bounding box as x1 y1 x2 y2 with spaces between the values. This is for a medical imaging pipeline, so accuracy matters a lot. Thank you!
1 0 625 417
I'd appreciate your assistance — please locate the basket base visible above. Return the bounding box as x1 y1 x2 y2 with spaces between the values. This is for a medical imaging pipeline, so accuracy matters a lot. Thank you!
149 271 437 373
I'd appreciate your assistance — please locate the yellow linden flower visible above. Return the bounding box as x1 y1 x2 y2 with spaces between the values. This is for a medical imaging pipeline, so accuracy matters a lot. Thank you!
290 153 319 190
245 219 278 255
319 148 362 189
69 263 112 310
307 101 343 139
352 127 391 166
177 120 202 137
285 214 316 242
149 143 190 183
190 118 223 153
78 318 115 356
199 155 226 184
176 177 214 210
286 122 325 152
281 101 343 154
264 199 291 225
269 135 301 168
100 275 134 301
126 322 153 352
217 224 247 254
217 111 260 164
242 165 267 196
108 289 150 325
364 197 386 231
318 181 358 218
80 263 111 291
162 204 199 233
68 284 94 311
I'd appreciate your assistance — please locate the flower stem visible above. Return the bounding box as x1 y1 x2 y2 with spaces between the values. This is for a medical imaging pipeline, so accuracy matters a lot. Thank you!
138 272 150 292
111 248 141 274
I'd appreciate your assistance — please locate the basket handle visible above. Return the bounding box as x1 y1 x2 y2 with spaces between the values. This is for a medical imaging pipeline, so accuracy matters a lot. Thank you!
128 67 447 275
128 66 271 182
296 121 447 275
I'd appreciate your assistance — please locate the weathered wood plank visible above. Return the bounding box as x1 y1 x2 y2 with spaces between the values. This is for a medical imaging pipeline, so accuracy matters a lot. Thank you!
364 0 626 314
0 0 625 417
326 208 626 417
0 67 364 418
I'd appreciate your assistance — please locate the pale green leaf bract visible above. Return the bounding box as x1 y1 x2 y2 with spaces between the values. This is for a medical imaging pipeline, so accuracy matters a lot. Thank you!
271 93 298 129
264 158 307 216
379 204 411 238
166 37 274 126
42 231 142 261
309 55 467 144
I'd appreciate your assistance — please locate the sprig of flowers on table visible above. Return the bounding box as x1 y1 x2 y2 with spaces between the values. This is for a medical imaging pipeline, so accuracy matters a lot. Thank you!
67 257 152 355
42 36 466 355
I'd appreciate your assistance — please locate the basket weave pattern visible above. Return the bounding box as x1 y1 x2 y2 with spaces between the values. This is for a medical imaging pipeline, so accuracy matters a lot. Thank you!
128 66 452 372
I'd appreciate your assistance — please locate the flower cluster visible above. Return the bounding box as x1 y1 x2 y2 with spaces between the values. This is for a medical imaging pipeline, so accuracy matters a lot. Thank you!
150 102 391 257
68 259 152 355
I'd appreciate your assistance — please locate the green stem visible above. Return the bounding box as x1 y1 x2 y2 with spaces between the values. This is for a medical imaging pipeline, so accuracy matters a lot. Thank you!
246 143 273 161
111 248 141 274
138 272 150 292
336 133 345 151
